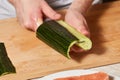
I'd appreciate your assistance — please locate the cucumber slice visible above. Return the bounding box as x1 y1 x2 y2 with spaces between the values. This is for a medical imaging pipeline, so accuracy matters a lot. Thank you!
0 43 16 76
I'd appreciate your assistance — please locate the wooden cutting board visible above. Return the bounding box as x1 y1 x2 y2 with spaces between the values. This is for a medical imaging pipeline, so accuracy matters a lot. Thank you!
1 1 120 80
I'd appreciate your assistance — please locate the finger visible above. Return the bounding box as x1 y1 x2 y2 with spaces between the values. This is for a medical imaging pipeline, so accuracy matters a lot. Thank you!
40 1 61 20
29 10 43 32
23 17 36 31
68 21 90 38
70 45 84 53
33 11 43 31
80 19 90 37
77 25 90 38
74 19 90 37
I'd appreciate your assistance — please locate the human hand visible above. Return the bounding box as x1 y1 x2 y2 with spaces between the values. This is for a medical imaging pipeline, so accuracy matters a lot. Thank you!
65 9 90 37
65 9 90 53
9 0 61 31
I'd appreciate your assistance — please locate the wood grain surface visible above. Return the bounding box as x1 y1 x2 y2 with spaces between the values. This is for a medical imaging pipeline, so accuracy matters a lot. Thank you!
0 1 120 80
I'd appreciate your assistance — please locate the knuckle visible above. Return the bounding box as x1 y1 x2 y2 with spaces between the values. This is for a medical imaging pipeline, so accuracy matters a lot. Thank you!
23 22 30 28
23 21 32 29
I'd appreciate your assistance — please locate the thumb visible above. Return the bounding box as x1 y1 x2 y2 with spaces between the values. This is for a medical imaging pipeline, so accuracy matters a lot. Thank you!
40 1 61 20
31 11 43 32
35 15 43 31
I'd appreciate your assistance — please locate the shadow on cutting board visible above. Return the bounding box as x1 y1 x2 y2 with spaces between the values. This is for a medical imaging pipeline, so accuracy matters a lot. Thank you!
69 2 113 62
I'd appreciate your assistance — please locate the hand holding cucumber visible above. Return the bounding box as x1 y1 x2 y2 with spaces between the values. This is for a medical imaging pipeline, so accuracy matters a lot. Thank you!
9 0 92 56
9 0 90 34
9 0 61 31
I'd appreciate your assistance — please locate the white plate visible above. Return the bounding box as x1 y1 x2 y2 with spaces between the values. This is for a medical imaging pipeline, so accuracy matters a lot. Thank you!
32 69 120 80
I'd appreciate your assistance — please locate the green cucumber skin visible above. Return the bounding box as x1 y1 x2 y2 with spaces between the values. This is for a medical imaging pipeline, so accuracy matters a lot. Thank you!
37 20 78 58
0 43 16 76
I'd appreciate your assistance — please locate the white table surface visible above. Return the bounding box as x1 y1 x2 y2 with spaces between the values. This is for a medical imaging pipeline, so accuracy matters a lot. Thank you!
89 63 120 77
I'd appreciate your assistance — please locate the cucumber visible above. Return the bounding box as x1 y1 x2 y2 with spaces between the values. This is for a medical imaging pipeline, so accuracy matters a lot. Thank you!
36 20 92 58
0 43 16 76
